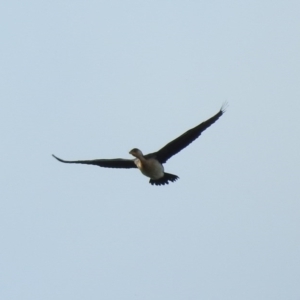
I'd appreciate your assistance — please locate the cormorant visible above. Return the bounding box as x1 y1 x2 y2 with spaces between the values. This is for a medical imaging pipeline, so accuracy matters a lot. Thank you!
53 103 227 186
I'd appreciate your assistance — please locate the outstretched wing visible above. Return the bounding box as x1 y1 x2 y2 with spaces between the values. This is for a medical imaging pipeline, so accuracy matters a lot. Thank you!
148 103 227 164
52 154 137 169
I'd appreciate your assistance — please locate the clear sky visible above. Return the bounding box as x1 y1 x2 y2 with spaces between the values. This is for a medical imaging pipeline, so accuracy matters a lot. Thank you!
1 1 300 299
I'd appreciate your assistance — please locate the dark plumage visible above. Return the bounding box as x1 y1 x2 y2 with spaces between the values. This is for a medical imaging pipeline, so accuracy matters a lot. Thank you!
53 103 227 185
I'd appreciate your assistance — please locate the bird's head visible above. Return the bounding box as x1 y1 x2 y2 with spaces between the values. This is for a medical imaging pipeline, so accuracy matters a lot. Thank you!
129 148 144 158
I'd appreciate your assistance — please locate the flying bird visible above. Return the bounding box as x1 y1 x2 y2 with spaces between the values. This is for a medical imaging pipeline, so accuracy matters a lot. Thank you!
53 103 227 186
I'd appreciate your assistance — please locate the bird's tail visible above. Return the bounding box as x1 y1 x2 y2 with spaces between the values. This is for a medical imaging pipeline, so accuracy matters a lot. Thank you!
149 173 179 186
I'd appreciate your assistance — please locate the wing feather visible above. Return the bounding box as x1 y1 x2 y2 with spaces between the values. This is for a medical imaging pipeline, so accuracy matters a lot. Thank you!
52 154 136 169
148 103 227 164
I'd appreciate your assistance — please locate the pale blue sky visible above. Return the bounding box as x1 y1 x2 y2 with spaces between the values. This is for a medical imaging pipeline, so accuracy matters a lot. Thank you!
1 1 300 299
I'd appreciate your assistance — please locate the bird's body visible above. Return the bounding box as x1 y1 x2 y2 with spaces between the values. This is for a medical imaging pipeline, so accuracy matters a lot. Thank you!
133 157 164 180
53 103 227 186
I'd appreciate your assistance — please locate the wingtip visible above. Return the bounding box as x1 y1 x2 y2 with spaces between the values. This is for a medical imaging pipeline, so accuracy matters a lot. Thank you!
221 101 229 113
52 154 61 162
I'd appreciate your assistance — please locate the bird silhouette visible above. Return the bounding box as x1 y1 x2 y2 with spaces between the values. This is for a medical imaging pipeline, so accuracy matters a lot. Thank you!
53 103 227 186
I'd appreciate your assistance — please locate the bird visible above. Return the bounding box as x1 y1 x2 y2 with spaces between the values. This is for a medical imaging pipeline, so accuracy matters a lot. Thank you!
52 103 227 186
